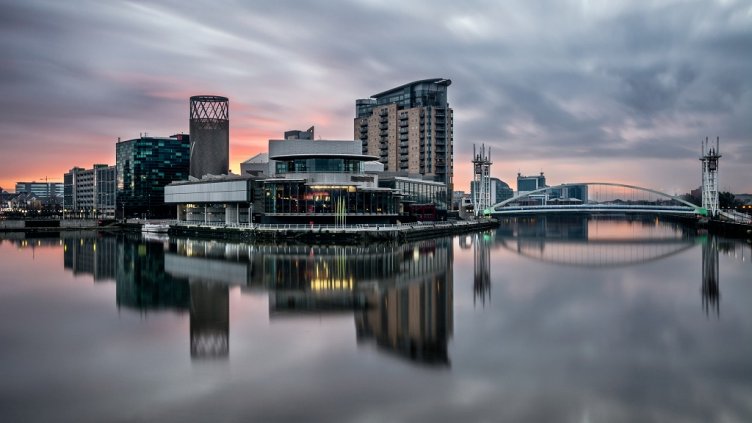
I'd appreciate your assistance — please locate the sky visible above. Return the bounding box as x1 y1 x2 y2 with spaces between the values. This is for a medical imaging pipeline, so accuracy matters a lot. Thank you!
0 0 750 194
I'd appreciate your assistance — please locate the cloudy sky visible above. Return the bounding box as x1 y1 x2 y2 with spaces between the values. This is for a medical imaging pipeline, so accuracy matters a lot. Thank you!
1 0 750 193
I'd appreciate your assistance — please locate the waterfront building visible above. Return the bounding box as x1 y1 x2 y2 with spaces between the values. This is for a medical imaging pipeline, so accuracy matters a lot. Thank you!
168 130 451 224
116 134 190 219
63 164 115 218
15 181 64 203
165 174 257 224
378 176 448 219
264 138 400 224
167 136 401 225
354 78 454 196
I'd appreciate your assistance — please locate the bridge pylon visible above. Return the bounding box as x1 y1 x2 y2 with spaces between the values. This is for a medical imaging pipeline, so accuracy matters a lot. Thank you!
700 137 721 218
472 144 492 217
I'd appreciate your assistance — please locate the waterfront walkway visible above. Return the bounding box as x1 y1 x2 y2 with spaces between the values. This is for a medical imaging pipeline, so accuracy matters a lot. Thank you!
168 220 499 243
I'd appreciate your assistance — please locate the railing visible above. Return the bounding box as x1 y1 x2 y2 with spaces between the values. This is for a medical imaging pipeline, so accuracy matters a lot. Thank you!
171 220 481 232
719 209 752 224
493 204 697 215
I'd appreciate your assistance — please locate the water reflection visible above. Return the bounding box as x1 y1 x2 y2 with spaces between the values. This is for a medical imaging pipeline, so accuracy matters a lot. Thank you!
496 216 698 267
58 234 454 365
13 218 750 367
459 232 492 307
494 216 751 317
702 235 720 316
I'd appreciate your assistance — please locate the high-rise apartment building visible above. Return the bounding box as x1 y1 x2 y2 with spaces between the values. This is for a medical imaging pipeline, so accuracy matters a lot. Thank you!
354 78 453 194
116 134 190 218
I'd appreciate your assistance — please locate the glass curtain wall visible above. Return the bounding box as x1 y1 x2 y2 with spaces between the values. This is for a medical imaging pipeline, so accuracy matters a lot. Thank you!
265 183 397 215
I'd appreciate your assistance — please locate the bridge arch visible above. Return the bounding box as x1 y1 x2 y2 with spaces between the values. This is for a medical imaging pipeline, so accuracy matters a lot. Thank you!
491 182 701 211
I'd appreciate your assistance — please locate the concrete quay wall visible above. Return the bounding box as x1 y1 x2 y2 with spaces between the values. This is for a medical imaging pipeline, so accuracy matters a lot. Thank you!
169 220 499 244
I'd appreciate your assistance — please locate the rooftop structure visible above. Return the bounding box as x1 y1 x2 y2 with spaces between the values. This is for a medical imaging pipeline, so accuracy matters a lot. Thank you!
189 95 229 178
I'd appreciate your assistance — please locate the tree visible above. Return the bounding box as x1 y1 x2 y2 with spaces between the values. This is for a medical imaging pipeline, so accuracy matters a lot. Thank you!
719 192 742 209
681 192 701 206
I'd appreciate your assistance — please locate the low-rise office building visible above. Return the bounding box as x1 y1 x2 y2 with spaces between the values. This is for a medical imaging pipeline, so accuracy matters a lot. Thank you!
15 181 64 204
165 174 258 224
64 164 116 218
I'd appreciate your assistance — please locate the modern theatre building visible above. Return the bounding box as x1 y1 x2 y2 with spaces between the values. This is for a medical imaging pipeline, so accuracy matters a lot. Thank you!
263 138 399 224
165 138 404 225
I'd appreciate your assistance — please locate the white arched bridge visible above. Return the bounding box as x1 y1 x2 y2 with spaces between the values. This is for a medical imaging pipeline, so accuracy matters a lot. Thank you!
489 182 704 217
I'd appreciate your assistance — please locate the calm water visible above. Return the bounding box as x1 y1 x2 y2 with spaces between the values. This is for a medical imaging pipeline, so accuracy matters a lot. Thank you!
1 217 751 422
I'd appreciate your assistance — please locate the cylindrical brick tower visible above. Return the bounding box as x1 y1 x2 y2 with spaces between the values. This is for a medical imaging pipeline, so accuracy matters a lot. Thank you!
189 95 229 178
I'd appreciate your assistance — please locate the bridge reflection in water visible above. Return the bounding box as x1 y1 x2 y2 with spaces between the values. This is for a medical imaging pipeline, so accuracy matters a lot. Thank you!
465 216 745 317
60 233 453 365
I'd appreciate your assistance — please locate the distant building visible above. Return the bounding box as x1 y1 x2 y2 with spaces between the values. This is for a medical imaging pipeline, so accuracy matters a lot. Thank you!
517 172 547 193
354 78 454 195
15 181 63 203
472 177 513 205
8 192 41 211
451 191 465 209
116 134 190 219
549 184 588 203
284 126 315 140
64 164 116 218
240 153 269 177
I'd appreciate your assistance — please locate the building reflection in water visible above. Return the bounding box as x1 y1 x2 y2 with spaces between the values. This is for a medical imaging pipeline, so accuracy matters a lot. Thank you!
473 232 492 307
189 283 229 358
60 233 453 366
63 234 227 359
355 241 453 366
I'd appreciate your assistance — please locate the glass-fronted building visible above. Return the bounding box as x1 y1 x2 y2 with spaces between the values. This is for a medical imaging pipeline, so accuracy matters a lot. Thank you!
263 139 400 224
517 172 547 193
116 134 190 219
379 176 447 210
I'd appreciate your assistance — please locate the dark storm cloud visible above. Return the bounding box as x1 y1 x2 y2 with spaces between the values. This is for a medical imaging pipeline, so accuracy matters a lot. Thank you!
0 0 750 191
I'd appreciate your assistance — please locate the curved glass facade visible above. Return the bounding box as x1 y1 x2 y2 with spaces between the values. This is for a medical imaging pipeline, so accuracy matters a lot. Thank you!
275 158 363 174
264 181 398 216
